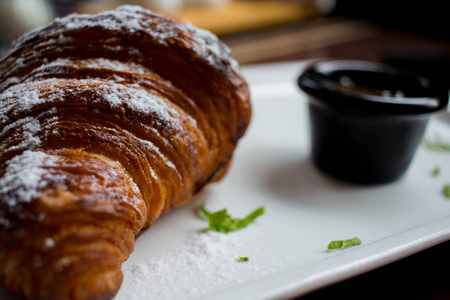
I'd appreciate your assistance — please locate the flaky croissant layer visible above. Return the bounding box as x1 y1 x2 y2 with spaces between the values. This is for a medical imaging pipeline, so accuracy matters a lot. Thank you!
0 5 251 300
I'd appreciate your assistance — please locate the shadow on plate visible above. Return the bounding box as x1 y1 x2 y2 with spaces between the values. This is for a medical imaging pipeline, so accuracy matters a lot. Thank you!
259 155 360 201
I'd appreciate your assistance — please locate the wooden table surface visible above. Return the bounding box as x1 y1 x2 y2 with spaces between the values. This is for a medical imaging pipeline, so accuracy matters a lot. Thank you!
75 0 321 36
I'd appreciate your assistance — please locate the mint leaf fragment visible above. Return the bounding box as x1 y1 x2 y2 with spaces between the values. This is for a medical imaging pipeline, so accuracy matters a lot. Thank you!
201 205 265 233
327 237 361 251
422 138 450 152
432 166 441 176
443 184 450 199
237 256 249 262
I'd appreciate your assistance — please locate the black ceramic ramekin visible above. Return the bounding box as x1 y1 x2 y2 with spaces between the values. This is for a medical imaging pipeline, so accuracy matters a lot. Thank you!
298 59 449 184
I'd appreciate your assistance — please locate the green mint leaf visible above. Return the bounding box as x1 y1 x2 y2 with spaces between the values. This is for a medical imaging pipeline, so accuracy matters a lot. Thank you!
432 166 441 176
422 138 450 152
237 256 249 262
201 205 265 233
443 184 450 199
327 237 361 251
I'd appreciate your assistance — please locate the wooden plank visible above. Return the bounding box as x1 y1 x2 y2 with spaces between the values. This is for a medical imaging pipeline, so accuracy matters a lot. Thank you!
223 18 379 64
177 1 320 36
75 0 320 36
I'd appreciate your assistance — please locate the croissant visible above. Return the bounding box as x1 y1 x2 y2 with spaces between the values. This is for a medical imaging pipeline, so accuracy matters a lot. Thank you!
0 5 251 300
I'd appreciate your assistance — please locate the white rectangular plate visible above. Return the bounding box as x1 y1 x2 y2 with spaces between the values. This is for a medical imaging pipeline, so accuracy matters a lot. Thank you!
117 61 450 300
1 61 449 300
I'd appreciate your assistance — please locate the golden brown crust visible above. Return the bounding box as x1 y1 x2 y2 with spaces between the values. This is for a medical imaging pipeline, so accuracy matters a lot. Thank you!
0 5 251 300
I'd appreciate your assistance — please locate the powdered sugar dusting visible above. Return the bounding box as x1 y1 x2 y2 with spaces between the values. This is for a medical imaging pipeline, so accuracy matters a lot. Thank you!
36 58 153 75
0 79 185 134
179 21 239 72
119 230 275 300
44 237 55 249
1 5 240 82
71 5 238 73
0 87 42 123
63 6 144 33
0 75 191 207
0 117 42 151
0 150 53 206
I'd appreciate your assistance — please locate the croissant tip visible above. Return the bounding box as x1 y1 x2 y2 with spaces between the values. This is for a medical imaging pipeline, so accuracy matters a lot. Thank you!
70 267 123 300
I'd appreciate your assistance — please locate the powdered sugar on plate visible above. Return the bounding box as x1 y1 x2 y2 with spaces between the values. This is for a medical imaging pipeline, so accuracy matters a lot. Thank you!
118 228 276 300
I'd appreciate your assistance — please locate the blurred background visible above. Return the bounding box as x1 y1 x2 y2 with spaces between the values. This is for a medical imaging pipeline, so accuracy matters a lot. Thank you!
2 0 450 85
